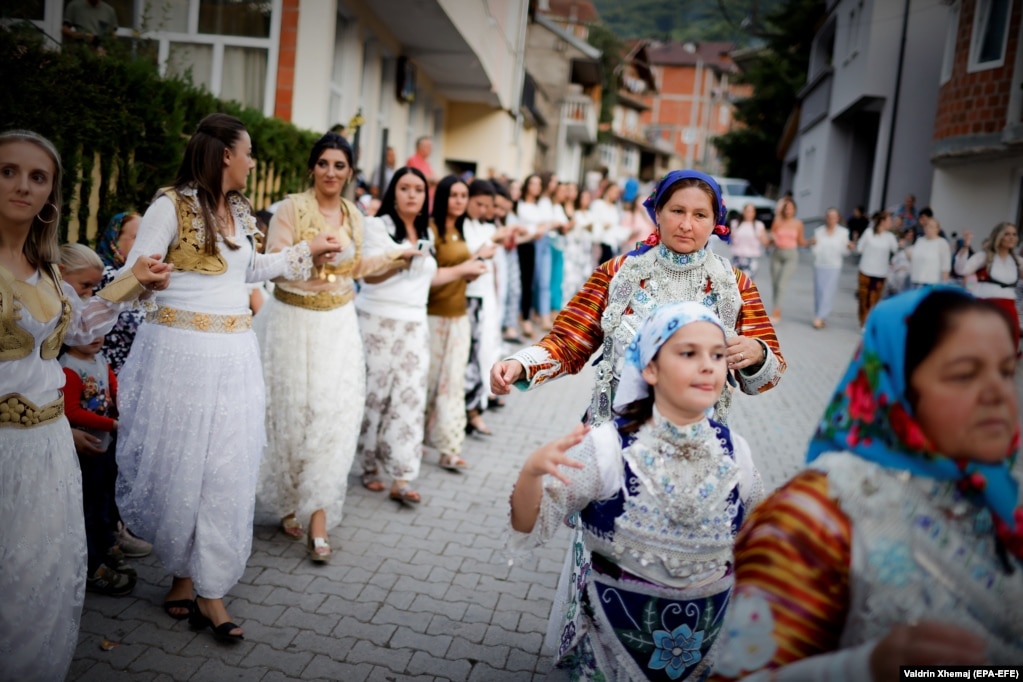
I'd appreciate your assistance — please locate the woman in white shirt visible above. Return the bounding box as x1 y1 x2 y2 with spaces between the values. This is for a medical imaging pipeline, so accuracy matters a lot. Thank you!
589 183 622 264
809 207 851 329
355 167 440 504
955 221 1021 349
856 210 899 328
516 174 549 338
907 218 950 287
561 188 594 303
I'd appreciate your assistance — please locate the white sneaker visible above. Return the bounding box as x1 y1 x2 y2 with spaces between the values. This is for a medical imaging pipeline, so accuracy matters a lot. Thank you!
115 521 153 558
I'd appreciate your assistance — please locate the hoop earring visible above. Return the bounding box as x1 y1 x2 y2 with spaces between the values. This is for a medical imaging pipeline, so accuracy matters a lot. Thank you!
36 203 58 224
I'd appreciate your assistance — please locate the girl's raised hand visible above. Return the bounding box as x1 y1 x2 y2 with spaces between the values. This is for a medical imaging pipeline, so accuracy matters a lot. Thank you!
522 423 590 485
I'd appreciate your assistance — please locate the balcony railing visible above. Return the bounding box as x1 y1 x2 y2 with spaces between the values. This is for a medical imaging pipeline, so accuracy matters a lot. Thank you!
561 94 597 143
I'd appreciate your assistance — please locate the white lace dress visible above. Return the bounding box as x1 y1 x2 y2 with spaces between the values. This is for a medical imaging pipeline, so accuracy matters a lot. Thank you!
115 194 311 599
0 266 126 682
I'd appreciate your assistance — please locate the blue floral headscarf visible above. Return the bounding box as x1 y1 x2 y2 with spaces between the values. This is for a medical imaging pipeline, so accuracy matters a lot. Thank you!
807 286 1022 543
641 170 729 244
95 211 139 268
613 301 728 410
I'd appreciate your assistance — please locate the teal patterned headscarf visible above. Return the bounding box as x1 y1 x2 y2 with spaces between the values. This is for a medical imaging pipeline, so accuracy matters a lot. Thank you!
807 286 1022 546
95 211 138 268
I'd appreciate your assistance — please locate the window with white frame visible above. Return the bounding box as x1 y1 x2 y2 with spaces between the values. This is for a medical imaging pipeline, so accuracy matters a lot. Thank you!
622 146 639 175
598 143 617 169
969 0 1013 71
941 1 961 83
37 0 282 114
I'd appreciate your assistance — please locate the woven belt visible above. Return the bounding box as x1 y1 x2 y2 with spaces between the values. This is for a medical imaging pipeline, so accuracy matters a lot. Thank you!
0 393 64 429
273 286 353 311
147 306 252 333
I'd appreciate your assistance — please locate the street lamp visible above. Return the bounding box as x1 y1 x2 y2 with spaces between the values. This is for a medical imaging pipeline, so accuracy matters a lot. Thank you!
682 42 703 171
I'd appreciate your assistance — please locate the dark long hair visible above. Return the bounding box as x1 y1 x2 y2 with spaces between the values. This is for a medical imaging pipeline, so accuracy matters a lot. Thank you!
174 113 249 255
432 175 468 241
521 173 542 203
378 166 430 242
870 209 890 235
307 131 355 231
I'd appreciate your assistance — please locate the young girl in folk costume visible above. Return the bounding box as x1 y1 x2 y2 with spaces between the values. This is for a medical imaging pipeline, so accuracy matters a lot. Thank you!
114 114 340 641
95 211 143 374
256 132 415 561
510 302 764 681
713 288 1023 680
0 129 170 681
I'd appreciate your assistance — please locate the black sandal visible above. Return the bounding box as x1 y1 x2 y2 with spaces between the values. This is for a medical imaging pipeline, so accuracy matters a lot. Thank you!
162 599 194 621
189 599 243 642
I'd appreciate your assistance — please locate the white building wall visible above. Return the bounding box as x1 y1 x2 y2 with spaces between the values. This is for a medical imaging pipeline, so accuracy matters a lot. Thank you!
931 159 1023 241
292 0 338 131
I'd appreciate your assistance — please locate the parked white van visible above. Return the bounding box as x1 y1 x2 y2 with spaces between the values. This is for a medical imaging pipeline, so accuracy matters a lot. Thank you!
712 176 776 228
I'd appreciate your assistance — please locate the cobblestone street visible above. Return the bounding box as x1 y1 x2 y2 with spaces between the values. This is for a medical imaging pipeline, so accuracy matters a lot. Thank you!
68 255 885 681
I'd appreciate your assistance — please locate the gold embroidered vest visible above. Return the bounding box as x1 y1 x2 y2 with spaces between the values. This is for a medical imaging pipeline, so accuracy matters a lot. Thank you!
0 264 71 361
288 191 362 280
159 188 229 275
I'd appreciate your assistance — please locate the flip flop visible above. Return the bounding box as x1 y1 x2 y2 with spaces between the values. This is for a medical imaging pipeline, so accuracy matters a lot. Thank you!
389 482 422 505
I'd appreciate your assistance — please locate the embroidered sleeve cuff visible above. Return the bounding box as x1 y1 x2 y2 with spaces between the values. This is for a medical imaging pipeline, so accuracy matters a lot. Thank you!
284 241 314 281
507 346 564 391
737 339 781 394
96 271 146 304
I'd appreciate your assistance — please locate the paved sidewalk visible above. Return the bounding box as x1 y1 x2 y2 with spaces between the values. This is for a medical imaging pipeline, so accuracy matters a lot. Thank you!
69 255 870 681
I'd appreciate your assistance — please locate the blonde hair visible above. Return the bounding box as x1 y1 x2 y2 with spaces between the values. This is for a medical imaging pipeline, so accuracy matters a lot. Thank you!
0 130 63 267
59 243 103 274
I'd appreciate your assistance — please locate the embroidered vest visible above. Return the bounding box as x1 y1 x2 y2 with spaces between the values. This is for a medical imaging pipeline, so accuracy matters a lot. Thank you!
590 246 742 424
287 191 362 280
976 255 1020 288
0 264 71 361
159 188 229 275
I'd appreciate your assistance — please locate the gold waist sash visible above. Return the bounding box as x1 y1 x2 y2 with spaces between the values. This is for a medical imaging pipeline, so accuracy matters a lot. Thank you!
0 394 64 429
273 286 353 311
147 306 252 333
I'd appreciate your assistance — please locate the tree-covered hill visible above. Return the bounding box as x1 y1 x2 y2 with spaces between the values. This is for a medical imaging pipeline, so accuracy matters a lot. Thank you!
590 0 785 46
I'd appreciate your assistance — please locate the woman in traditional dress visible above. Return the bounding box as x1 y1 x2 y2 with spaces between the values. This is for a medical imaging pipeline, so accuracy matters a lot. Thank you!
115 114 340 640
491 169 785 427
0 129 170 680
955 221 1020 349
510 302 764 680
256 132 414 561
712 287 1023 679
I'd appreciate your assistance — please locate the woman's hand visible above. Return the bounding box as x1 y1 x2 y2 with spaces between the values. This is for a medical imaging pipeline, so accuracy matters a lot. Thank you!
727 335 766 372
396 248 423 270
459 259 488 282
490 360 525 395
131 254 173 292
869 622 986 682
309 232 342 266
475 242 498 260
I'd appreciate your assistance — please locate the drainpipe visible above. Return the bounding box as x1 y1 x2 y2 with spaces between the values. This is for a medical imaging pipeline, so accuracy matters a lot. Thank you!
880 0 911 209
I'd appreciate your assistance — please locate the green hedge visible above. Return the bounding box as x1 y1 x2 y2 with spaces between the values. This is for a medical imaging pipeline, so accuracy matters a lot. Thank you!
0 25 318 243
